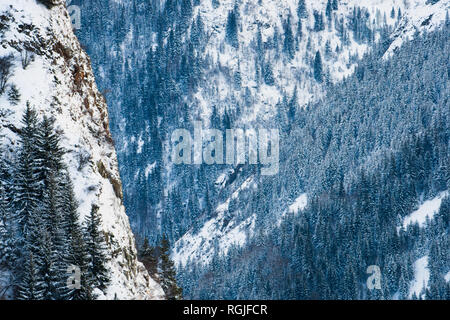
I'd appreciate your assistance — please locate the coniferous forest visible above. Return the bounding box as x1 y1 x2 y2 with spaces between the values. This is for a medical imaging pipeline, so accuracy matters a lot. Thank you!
74 0 449 300
0 106 110 299
0 0 449 301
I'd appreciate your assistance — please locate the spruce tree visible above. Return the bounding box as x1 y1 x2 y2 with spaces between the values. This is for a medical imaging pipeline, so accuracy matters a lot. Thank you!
17 207 46 300
297 0 307 20
17 252 43 300
13 104 41 237
84 204 110 292
138 238 158 276
63 174 93 300
159 236 182 300
8 84 21 106
37 115 69 299
225 10 239 49
283 15 295 60
313 51 323 83
37 116 65 193
0 179 15 269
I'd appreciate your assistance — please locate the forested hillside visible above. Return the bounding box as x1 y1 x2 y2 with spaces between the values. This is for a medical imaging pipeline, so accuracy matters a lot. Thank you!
73 0 449 299
179 25 450 299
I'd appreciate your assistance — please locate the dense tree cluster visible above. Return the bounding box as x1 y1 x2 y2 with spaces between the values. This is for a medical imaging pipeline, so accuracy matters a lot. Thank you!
180 25 450 299
137 236 183 300
76 0 400 247
0 106 110 300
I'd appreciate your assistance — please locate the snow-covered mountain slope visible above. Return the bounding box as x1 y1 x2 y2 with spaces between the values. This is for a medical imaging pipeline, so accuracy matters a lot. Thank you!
401 191 449 229
384 0 450 58
0 0 163 300
191 0 449 124
189 0 403 125
172 0 449 267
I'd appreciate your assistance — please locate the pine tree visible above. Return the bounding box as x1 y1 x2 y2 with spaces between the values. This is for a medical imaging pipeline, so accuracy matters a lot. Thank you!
297 0 307 20
63 174 93 300
313 51 323 83
159 236 182 300
17 204 47 300
332 0 338 11
84 204 110 292
37 116 65 193
8 84 21 105
313 10 325 31
0 179 15 269
36 115 69 299
264 63 275 86
17 252 44 300
390 7 396 19
13 104 41 238
326 0 333 21
283 14 295 60
138 238 158 276
225 10 239 49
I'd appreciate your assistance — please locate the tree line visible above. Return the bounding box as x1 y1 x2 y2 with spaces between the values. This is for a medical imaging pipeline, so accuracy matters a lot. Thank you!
0 105 110 300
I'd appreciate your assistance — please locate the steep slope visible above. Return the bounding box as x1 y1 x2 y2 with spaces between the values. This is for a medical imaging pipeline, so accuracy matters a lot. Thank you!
180 23 449 299
172 0 449 266
75 0 405 244
0 0 164 299
73 0 449 299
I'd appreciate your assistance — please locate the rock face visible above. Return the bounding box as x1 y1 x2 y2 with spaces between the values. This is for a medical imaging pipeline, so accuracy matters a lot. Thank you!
0 0 164 299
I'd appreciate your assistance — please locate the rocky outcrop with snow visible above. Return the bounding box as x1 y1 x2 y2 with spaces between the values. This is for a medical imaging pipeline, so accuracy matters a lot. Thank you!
0 0 164 299
384 0 450 58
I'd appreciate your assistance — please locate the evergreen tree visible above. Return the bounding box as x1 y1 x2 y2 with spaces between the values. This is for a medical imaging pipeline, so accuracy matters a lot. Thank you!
297 0 307 20
138 238 158 276
84 204 110 292
13 104 41 238
332 0 338 11
390 7 396 19
0 178 15 269
36 115 70 299
7 84 21 105
159 236 182 300
313 51 323 83
313 10 325 31
283 14 295 60
264 63 275 86
326 0 333 21
59 172 92 300
225 10 239 49
17 252 44 300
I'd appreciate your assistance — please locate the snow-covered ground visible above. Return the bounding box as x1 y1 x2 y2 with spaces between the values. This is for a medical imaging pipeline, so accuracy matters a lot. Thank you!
288 193 308 213
384 0 450 58
192 0 407 125
0 0 164 299
402 191 449 230
409 256 430 299
173 176 257 266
